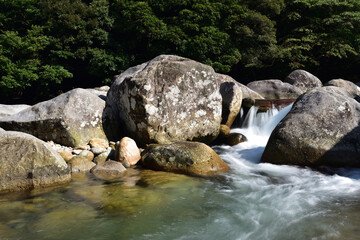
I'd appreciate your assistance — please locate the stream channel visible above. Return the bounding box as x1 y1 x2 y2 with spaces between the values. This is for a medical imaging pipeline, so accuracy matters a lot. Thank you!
1 105 360 240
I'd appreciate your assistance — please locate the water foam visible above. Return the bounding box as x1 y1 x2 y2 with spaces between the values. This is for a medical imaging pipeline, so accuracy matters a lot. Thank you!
212 104 360 239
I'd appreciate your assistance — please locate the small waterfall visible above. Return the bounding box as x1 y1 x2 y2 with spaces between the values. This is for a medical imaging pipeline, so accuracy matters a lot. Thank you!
241 104 293 137
220 104 293 164
241 107 278 135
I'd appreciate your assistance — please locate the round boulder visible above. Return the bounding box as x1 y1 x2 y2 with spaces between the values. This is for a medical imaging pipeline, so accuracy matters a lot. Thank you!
90 160 126 181
247 79 303 100
324 79 360 98
115 137 141 167
141 141 230 176
261 88 360 167
223 133 247 146
284 69 322 93
0 130 71 193
105 55 222 146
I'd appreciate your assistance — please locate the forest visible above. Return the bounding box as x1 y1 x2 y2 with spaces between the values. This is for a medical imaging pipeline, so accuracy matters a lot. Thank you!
1 0 360 103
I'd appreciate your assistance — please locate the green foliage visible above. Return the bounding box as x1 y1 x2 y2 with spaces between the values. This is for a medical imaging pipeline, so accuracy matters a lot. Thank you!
277 0 360 78
1 0 360 101
111 0 280 73
0 26 72 97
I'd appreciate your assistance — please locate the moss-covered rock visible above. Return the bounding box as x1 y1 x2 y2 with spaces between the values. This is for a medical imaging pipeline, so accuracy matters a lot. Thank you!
0 130 71 193
141 141 230 176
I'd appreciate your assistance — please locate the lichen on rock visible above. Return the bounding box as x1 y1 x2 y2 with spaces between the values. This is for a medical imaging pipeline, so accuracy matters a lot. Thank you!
105 55 222 146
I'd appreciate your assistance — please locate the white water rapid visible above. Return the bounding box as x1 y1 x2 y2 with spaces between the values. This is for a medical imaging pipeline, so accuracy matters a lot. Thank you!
2 105 360 240
210 105 360 240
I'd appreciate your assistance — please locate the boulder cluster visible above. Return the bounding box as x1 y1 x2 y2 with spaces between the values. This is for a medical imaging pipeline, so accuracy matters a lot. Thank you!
2 54 358 193
0 55 249 193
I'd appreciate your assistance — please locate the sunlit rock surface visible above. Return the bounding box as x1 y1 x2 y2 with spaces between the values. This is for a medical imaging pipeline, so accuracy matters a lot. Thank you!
215 73 243 127
324 79 360 98
262 88 360 167
0 104 30 118
142 141 230 176
284 69 322 93
0 88 107 147
105 55 222 146
0 130 70 193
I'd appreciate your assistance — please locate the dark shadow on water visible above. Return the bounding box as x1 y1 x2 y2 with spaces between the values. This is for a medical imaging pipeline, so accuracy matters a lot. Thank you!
315 166 360 180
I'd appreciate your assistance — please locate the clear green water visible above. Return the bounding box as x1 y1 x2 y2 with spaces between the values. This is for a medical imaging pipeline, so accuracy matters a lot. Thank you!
2 106 360 240
1 166 360 240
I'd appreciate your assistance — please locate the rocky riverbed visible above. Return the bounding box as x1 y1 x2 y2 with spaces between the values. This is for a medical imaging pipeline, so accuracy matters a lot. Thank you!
1 54 360 239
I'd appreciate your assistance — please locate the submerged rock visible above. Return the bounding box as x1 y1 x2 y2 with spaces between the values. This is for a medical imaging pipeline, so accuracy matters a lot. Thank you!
105 55 222 146
216 73 243 127
247 79 302 100
90 160 126 181
0 88 107 147
141 141 230 176
0 130 71 193
284 69 322 93
262 88 360 167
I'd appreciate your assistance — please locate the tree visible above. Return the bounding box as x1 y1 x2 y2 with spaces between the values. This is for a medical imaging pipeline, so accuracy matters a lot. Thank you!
110 0 282 76
0 1 72 100
277 0 360 81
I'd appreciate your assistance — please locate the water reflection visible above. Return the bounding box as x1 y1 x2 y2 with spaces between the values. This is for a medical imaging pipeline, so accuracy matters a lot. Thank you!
2 105 360 239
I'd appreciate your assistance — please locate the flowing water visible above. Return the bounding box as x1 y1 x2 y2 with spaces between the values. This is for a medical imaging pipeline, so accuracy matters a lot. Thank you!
2 106 360 240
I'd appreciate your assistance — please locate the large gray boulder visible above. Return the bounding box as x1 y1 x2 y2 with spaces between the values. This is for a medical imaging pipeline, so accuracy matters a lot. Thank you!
247 79 303 100
216 73 243 127
105 55 222 146
141 141 230 176
0 104 30 118
284 69 322 93
0 88 107 147
0 130 71 193
324 79 360 98
261 88 360 167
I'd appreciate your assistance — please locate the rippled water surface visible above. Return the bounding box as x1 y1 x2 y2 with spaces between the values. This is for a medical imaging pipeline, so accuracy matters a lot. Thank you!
1 106 360 240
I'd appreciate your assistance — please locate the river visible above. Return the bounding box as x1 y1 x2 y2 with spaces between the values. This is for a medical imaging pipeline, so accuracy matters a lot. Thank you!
1 105 360 240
